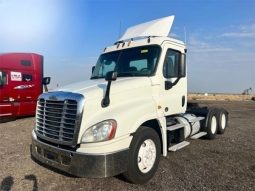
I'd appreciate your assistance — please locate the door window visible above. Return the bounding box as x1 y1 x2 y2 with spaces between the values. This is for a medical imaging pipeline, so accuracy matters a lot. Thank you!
0 71 7 85
163 49 181 78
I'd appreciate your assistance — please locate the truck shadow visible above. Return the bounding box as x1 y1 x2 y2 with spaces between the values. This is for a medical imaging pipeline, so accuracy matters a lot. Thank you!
0 116 34 123
24 174 38 191
0 174 39 191
0 176 14 191
0 117 16 123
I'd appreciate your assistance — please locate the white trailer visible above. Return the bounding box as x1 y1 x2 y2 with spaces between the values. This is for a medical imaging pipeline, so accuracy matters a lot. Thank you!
31 16 228 184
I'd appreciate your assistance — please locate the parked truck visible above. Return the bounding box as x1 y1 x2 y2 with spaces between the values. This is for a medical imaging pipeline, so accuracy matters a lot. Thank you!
31 16 228 184
0 53 50 122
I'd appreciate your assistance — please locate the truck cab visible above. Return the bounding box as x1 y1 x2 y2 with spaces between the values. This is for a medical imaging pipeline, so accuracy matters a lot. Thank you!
31 16 228 184
0 53 49 121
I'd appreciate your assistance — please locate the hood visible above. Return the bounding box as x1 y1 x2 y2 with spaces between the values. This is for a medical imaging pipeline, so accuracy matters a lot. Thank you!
55 77 152 99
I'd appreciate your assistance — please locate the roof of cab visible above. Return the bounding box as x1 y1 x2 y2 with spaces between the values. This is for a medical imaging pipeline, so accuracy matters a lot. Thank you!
104 36 185 53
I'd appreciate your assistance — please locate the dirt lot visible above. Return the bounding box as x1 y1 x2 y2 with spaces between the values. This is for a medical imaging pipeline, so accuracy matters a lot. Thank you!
0 101 255 191
188 93 254 101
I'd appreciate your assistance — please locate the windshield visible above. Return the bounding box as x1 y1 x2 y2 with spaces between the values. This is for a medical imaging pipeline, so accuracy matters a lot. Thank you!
91 45 161 79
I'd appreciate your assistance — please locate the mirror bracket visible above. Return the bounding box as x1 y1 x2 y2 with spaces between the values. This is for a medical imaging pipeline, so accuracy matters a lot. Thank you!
165 81 173 90
101 71 117 107
43 77 51 85
43 77 51 92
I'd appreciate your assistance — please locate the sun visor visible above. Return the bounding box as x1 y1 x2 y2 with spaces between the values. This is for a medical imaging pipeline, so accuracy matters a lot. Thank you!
119 15 175 41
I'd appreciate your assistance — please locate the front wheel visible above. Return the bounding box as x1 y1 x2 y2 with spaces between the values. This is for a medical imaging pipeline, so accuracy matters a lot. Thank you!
123 126 161 184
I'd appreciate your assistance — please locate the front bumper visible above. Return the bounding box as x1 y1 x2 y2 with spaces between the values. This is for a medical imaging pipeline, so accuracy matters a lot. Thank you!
31 133 129 178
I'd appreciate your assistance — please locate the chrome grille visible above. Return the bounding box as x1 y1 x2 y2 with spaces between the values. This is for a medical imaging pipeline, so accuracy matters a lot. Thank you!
35 92 85 146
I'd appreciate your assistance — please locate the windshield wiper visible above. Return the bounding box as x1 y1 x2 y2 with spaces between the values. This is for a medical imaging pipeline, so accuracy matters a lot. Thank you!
90 76 104 79
117 72 136 77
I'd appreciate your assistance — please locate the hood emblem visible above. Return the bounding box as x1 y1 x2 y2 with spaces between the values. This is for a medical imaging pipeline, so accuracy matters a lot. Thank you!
49 95 58 101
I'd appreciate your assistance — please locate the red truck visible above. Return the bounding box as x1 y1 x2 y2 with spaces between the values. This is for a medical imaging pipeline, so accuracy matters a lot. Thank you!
0 53 50 122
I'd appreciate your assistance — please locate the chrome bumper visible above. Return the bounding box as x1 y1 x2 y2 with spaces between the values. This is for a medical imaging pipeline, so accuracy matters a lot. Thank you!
31 134 129 178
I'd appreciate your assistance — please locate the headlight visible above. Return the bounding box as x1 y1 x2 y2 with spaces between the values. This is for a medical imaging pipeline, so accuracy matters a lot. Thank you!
81 119 117 143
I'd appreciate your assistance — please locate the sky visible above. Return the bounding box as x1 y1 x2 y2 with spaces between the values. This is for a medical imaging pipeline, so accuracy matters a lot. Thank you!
0 0 254 93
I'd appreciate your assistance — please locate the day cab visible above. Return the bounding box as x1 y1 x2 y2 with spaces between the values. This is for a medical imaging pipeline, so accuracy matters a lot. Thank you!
31 16 228 184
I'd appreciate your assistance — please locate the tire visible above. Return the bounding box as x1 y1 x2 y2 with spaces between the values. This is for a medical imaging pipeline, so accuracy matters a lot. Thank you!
123 126 161 184
204 109 218 139
216 109 228 134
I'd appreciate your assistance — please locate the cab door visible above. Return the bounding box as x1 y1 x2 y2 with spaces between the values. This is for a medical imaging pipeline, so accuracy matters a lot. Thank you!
7 56 37 116
0 70 14 118
159 44 187 116
17 72 37 116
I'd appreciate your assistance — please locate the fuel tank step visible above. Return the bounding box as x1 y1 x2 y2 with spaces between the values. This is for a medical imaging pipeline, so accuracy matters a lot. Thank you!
190 132 207 139
187 116 204 123
166 123 185 131
168 141 190 152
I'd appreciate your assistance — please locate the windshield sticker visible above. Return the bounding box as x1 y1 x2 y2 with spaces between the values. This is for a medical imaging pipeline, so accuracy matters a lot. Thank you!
11 72 22 81
141 49 148 53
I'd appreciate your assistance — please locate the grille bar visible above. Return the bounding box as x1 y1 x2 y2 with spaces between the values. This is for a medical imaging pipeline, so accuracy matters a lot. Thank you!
37 113 75 120
39 124 75 131
38 118 76 126
36 123 75 135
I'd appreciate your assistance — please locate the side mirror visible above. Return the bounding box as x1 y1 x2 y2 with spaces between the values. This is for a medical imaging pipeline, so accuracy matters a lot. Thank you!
43 77 51 85
178 54 186 78
92 66 95 75
105 71 117 81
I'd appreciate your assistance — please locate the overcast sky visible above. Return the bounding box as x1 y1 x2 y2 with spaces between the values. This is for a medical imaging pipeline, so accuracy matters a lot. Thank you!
0 0 254 93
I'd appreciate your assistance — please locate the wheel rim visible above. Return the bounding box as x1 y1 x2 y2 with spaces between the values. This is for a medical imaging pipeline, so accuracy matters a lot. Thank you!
211 116 217 134
137 139 156 173
221 113 226 129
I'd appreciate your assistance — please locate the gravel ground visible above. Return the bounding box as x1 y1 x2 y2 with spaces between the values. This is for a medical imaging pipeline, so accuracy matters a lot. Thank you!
0 101 254 191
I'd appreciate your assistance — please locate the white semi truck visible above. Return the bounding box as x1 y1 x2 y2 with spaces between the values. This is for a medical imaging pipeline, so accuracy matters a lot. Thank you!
31 16 228 184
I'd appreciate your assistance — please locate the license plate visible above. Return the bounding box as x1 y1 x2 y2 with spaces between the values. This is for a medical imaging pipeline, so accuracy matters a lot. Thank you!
44 150 58 161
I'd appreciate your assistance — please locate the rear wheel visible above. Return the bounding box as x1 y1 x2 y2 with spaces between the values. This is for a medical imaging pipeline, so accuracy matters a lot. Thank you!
123 126 161 184
216 109 228 134
205 110 218 139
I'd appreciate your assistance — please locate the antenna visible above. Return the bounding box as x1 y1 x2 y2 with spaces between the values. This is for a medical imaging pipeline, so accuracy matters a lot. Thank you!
184 26 187 45
119 21 122 38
